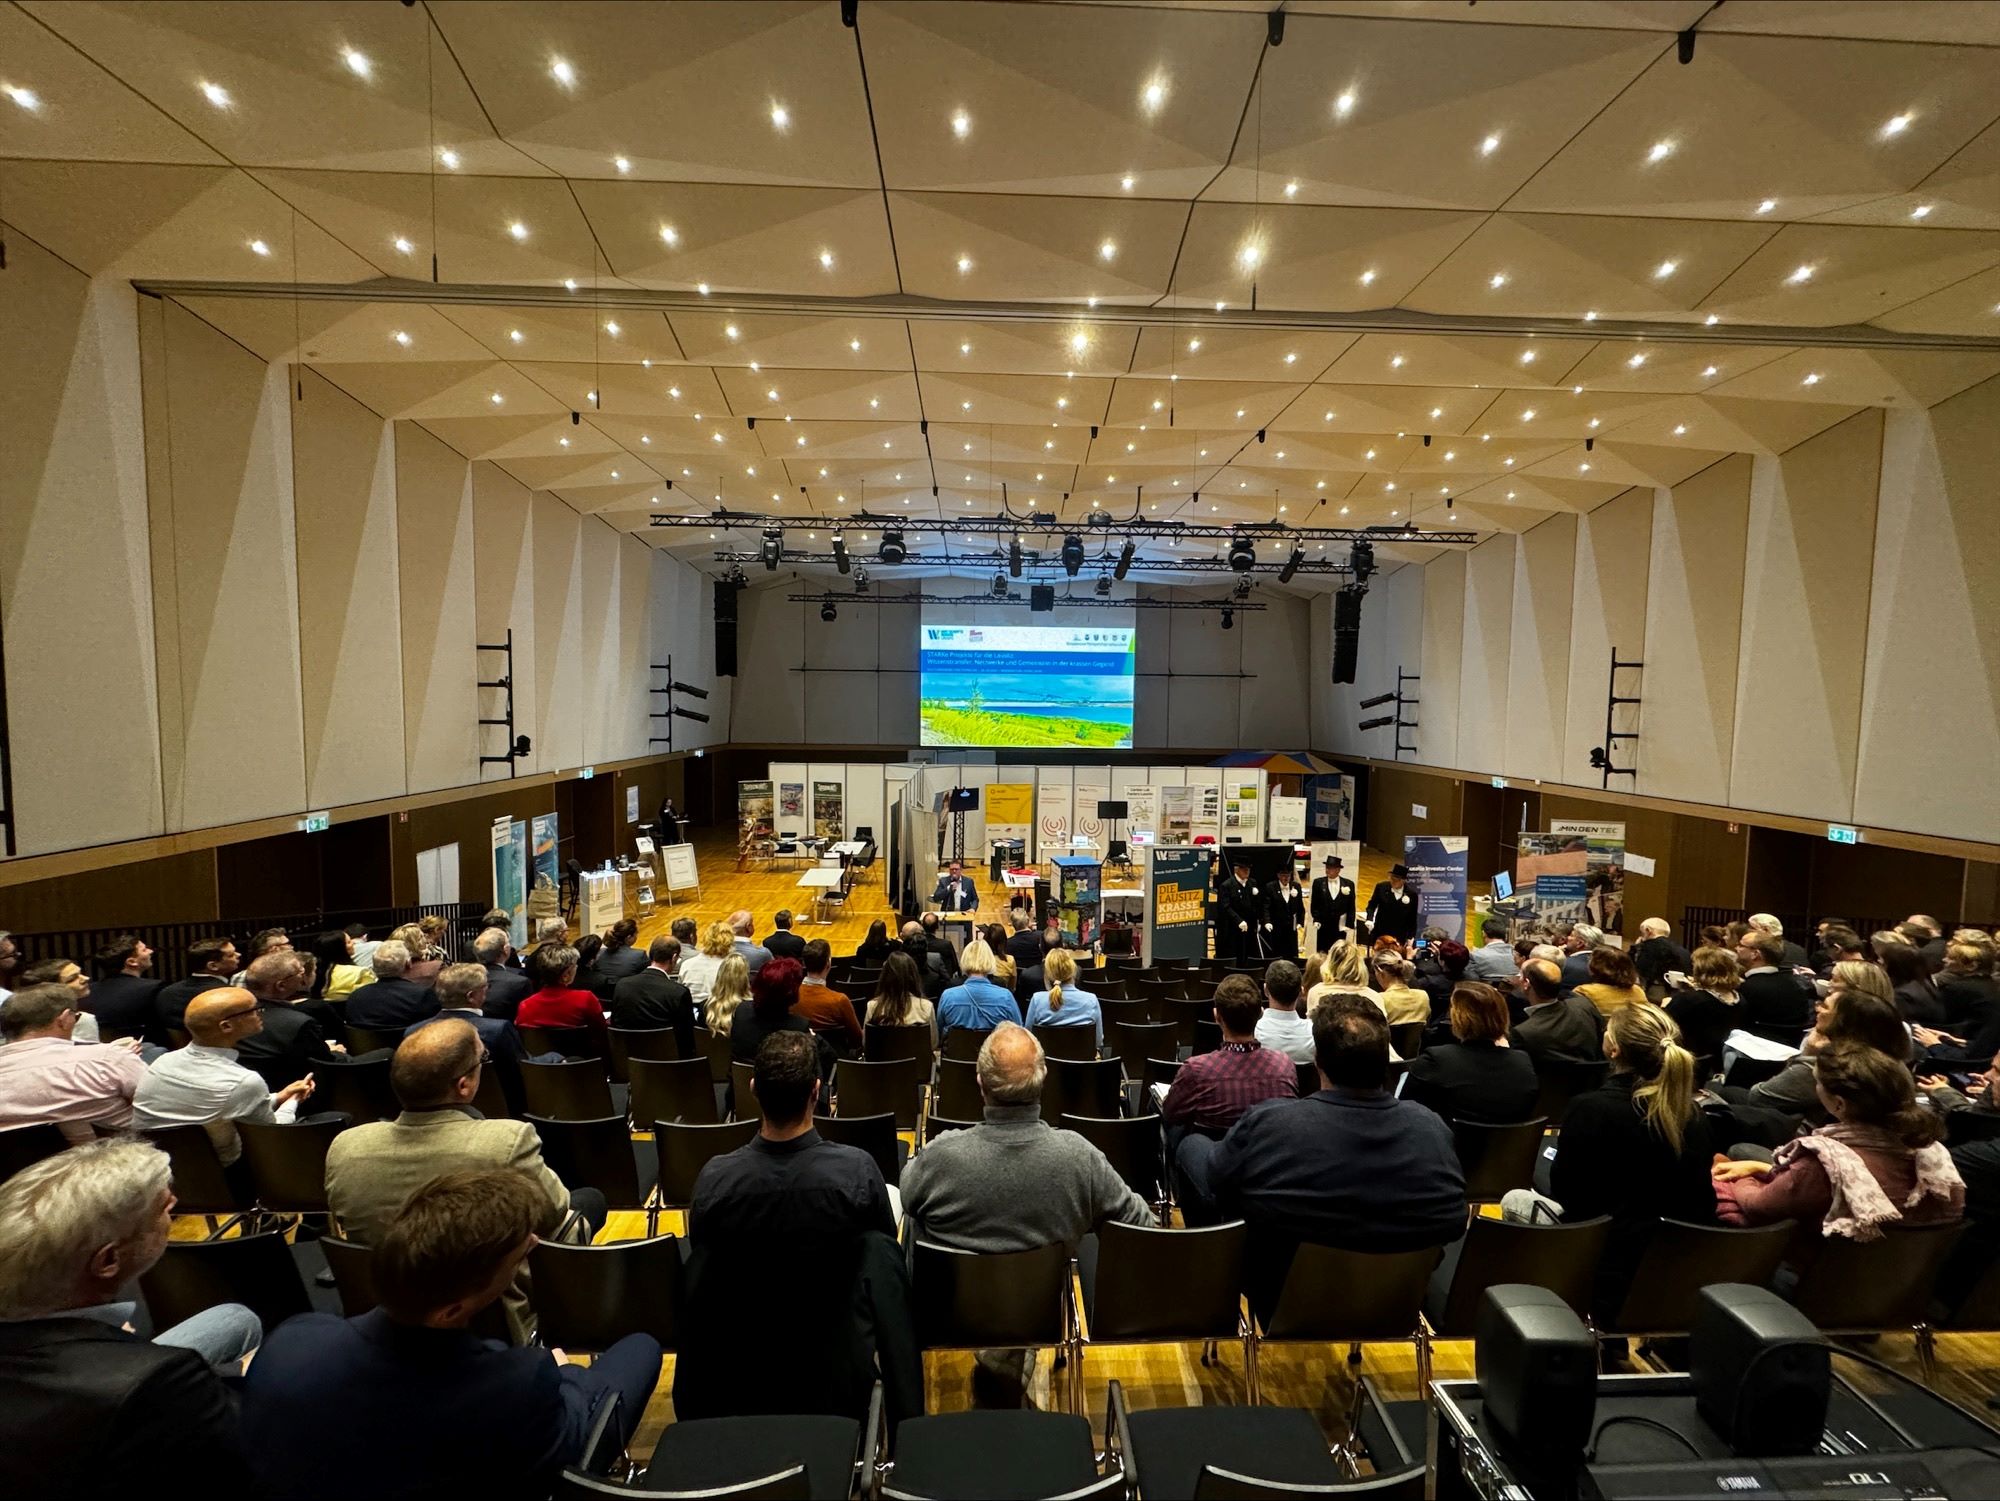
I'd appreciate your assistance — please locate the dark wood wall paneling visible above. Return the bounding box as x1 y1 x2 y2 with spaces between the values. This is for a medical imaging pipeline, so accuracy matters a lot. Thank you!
1810 842 1968 923
391 783 559 908
3 849 219 932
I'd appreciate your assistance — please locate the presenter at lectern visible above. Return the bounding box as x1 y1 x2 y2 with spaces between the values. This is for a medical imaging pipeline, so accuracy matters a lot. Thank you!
933 859 980 915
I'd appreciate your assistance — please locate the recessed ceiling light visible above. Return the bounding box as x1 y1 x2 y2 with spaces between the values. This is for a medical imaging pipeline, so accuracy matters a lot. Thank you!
1141 77 1168 114
1521 409 1536 421
696 283 710 296
1121 174 1135 191
1588 418 1600 429
565 278 578 291
1489 272 1508 290
669 386 681 398
819 249 835 269
392 330 410 347
869 397 879 408
1704 314 1720 325
642 435 652 444
1284 180 1299 198
849 338 861 352
604 320 620 336
770 101 790 130
560 437 570 448
1802 371 1821 386
960 341 971 355
1237 242 1263 271
1340 505 1350 515
341 48 372 79
1 82 37 111
393 235 414 255
951 109 971 138
1236 408 1245 418
611 470 620 479
1880 111 1914 139
1673 424 1687 436
957 255 973 274
1627 352 1647 368
1654 259 1679 279
1359 269 1377 286
1519 350 1536 364
1335 90 1357 118
1646 139 1675 164
508 221 528 241
1504 457 1514 466
658 224 680 247
1057 397 1069 409
1390 354 1405 368
1214 300 1226 312
490 392 504 405
199 80 231 108
1583 310 1597 322
1443 450 1454 461
248 238 270 256
714 431 725 442
1188 337 1201 352
613 156 630 173
1579 463 1591 473
1430 406 1443 419
1786 263 1815 284
1702 365 1719 378
438 147 460 169
550 57 576 87
1756 198 1777 215
1284 352 1297 364
766 388 779 401
1385 482 1397 492
725 324 740 340
1479 133 1501 156
1100 240 1117 261
1275 449 1285 458
1910 204 1933 220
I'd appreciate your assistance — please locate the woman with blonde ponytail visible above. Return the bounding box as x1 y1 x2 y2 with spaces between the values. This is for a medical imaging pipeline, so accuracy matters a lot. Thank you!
1026 947 1103 1049
1512 1002 1717 1319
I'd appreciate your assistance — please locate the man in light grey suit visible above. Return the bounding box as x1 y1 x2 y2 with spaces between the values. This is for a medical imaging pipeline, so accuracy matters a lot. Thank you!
728 910 773 977
323 1020 602 1344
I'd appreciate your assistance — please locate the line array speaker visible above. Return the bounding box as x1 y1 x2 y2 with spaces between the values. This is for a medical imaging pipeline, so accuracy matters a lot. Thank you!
713 580 739 678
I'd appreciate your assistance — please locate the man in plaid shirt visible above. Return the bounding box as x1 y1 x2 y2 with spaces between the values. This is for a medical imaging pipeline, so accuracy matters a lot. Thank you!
1163 974 1297 1223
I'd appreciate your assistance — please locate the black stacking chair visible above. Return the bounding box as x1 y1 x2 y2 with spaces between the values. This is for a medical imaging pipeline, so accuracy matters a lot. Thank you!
1425 1216 1611 1338
237 1117 344 1217
864 1023 935 1067
884 1410 1116 1500
527 1114 661 1235
1041 1058 1125 1124
923 1113 977 1143
1061 1114 1165 1218
1452 1118 1548 1203
1109 1380 1406 1500
1254 1242 1444 1405
1077 1223 1249 1391
730 1060 760 1122
139 1226 312 1333
520 1059 617 1122
1294 1061 1320 1097
140 1124 252 1230
1531 1059 1611 1127
0 1122 71 1185
911 1240 1078 1415
630 1055 721 1127
1109 1021 1179 1081
343 1023 403 1056
529 1236 682 1352
1389 1022 1426 1059
315 1054 398 1125
941 1027 992 1063
1791 1222 1966 1382
831 1057 924 1130
1600 1219 1794 1341
933 1057 982 1121
1032 1023 1098 1063
636 1385 880 1501
814 1111 905 1187
607 1025 678 1081
519 1024 603 1063
656 1119 761 1210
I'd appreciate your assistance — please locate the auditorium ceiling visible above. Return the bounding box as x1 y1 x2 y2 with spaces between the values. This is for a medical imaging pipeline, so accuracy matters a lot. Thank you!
4 0 2000 584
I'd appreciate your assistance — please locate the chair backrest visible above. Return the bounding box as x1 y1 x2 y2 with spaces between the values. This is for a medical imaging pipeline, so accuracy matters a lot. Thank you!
730 1059 760 1122
1089 1219 1246 1342
1452 1118 1549 1203
1109 1021 1179 1080
529 1236 682 1352
1293 1061 1319 1098
315 1054 399 1126
1531 1060 1611 1126
1604 1218 1795 1337
320 1234 380 1316
140 1124 247 1216
471 1061 512 1119
1193 1464 1426 1500
0 1123 71 1185
847 967 882 992
1192 1019 1223 1056
833 1056 925 1130
139 1227 312 1332
519 1024 603 1062
526 1115 649 1210
1098 998 1149 1034
1061 1114 1161 1205
942 1027 993 1062
607 1467 809 1501
1263 1242 1443 1342
697 1026 731 1084
924 1112 977 1142
814 1111 902 1186
344 1023 403 1055
912 1240 1070 1350
630 1055 720 1128
1032 1024 1098 1063
1790 1222 1966 1333
656 1117 761 1206
1166 998 1214 1050
1427 1216 1612 1338
1143 1055 1183 1092
1135 975 1189 1015
935 1057 983 1121
608 1026 679 1081
1389 1022 1426 1059
1041 1057 1125 1125
520 1059 618 1122
237 1117 345 1214
864 1022 935 1066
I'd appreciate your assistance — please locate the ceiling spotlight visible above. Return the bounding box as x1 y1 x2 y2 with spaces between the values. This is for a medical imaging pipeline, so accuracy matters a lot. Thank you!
1141 77 1168 114
957 255 973 274
614 156 630 173
1786 263 1816 284
1121 174 1135 191
951 109 971 138
878 529 907 564
1911 203 1933 220
831 532 850 574
1349 539 1375 584
1654 259 1679 279
1095 574 1112 596
1479 133 1501 156
1756 198 1777 214
760 529 782 571
1009 538 1023 578
1227 535 1256 572
1219 608 1235 631
508 221 528 241
393 236 414 255
200 80 231 108
1880 111 1914 139
249 239 271 257
1647 139 1675 163
770 101 790 130
438 147 460 169
1278 545 1304 584
1060 533 1086 576
820 602 837 623
550 57 576 87
392 330 411 347
1335 90 1356 117
1111 539 1136 581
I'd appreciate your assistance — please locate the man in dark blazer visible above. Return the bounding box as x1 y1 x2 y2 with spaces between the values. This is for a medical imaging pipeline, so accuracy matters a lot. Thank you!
233 952 347 1090
763 911 807 962
1310 856 1357 952
1264 866 1306 963
343 940 438 1032
1005 912 1043 974
240 1169 660 1501
1736 931 1813 1041
1364 864 1420 945
407 964 537 1116
153 936 239 1038
1631 918 1693 993
1215 855 1262 964
0 1138 258 1493
88 934 163 1043
1749 914 1808 971
1558 924 1606 993
473 927 534 1022
609 935 697 1058
931 859 980 917
1509 959 1607 1066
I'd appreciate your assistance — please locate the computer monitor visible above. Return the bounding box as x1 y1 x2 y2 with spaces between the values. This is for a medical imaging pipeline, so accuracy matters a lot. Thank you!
1493 870 1514 902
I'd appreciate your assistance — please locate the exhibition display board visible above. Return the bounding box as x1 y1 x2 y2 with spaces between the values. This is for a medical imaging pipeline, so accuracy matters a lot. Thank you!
1146 846 1212 965
1404 835 1471 943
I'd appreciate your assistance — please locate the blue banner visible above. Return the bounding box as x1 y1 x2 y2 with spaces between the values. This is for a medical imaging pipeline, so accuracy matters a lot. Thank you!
1404 835 1470 943
919 649 1132 675
1534 873 1588 927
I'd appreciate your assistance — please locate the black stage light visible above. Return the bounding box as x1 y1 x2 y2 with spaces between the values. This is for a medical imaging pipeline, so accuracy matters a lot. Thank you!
1227 535 1256 572
1030 584 1056 612
1349 539 1376 584
1358 692 1395 709
820 602 837 623
760 528 782 570
1060 533 1085 576
1589 746 1609 770
512 734 533 757
1220 608 1235 630
1113 539 1136 580
992 572 1008 597
1278 545 1304 583
1008 538 1023 578
852 567 870 594
1095 574 1112 596
1358 716 1395 731
879 529 906 564
832 532 849 573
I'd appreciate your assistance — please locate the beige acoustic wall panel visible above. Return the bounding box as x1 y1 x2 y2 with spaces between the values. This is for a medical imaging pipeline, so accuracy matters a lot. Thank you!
1419 553 1466 769
1504 515 1578 786
1729 410 1883 824
731 584 805 743
1855 381 2000 844
1309 594 1335 751
146 299 306 830
1456 537 1518 778
612 534 654 763
291 371 406 810
470 462 537 782
1166 610 1242 748
1561 489 1653 787
647 550 729 752
576 519 621 766
1639 456 1752 806
1241 596 1311 749
531 494 585 774
0 236 162 855
395 422 479 793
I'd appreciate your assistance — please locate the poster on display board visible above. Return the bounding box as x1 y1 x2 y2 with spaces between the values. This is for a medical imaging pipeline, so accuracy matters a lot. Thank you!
1306 775 1356 839
662 843 701 894
1036 780 1071 860
1193 785 1222 843
491 817 528 950
625 786 640 824
1160 787 1193 844
1404 835 1470 943
778 781 806 825
1551 820 1627 935
1222 781 1260 838
1126 785 1158 841
738 779 774 867
813 781 844 842
1307 840 1363 953
1074 783 1109 844
529 813 561 929
985 782 1034 860
1147 846 1213 964
1268 796 1307 843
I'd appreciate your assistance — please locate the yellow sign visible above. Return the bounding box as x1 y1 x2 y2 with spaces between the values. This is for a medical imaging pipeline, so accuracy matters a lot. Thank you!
986 782 1034 826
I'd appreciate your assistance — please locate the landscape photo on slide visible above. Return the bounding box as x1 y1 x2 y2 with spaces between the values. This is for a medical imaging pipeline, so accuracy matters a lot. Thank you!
919 623 1136 749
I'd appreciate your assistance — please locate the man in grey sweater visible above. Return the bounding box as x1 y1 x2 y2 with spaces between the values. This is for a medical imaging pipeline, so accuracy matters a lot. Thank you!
900 1023 1152 1403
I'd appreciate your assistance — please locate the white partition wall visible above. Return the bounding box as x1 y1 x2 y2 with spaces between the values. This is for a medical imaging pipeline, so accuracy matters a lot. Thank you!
1034 766 1074 862
844 764 887 846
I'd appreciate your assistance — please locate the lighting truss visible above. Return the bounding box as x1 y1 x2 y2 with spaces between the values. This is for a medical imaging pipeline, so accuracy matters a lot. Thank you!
713 550 1362 578
785 590 1268 612
648 509 1480 550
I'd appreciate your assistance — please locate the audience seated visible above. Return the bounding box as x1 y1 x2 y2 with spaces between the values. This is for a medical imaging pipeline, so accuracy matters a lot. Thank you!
233 951 347 1091
983 922 1019 991
343 941 439 1033
1305 940 1374 1012
919 913 961 981
1662 946 1741 1066
900 1024 1151 1404
589 919 649 996
408 963 536 1116
1881 940 1946 1027
133 989 318 1175
17 958 103 1043
242 1168 658 1501
1509 959 1605 1066
1903 915 1950 973
1714 1042 1965 1256
0 928 19 1002
676 1031 912 1421
1371 953 1431 1026
762 909 806 962
1508 1003 1714 1320
1936 939 2000 1040
513 945 608 1047
306 928 371 1006
794 938 864 1056
854 919 895 969
1024 947 1101 1047
1254 961 1315 1062
1631 916 1694 995
1736 931 1815 1041
1403 981 1538 1125
678 920 735 1014
471 926 534 1021
701 953 752 1038
1557 924 1606 993
1740 966 1910 1134
1749 912 1810 971
1164 975 1296 1215
154 937 240 1038
899 920 950 999
729 955 811 1065
607 935 696 1056
939 940 1023 1042
0 1139 260 1492
1417 939 1470 1019
1465 915 1517 985
863 951 935 1034
0 983 146 1142
1191 1000 1466 1317
728 910 774 977
326 1021 602 1345
86 934 163 1043
1575 947 1647 1018
1005 910 1042 975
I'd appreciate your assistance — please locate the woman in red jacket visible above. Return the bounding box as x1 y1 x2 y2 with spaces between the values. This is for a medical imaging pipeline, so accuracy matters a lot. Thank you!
514 942 609 1047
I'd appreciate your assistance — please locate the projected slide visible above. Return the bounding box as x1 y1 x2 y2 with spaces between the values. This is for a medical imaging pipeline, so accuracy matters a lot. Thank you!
920 624 1135 748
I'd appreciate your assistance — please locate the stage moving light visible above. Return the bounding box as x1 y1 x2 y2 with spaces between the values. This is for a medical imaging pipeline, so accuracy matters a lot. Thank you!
992 572 1008 597
879 529 907 564
1220 607 1235 630
1357 691 1395 709
1349 539 1376 584
1008 538 1023 578
1358 715 1396 731
1278 545 1304 583
1095 574 1112 596
1060 533 1085 576
1227 535 1256 572
760 529 782 570
820 602 837 623
832 532 849 573
1113 539 1136 580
